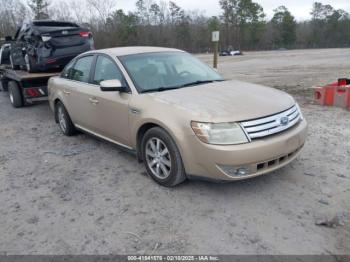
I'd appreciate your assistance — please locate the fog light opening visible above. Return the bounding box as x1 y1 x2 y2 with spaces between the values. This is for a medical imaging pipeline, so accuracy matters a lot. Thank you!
235 168 248 176
218 165 251 178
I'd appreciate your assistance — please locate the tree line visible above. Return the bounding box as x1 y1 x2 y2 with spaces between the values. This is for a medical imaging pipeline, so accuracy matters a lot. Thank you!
1 0 350 52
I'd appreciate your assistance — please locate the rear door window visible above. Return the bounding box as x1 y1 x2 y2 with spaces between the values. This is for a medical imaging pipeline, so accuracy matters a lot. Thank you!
69 56 94 83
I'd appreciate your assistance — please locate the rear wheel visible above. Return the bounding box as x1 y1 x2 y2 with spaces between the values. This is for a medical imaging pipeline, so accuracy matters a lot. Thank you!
142 127 186 187
55 101 76 136
8 81 23 108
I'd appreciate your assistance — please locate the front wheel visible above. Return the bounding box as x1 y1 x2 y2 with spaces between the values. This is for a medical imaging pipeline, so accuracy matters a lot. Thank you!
142 127 186 187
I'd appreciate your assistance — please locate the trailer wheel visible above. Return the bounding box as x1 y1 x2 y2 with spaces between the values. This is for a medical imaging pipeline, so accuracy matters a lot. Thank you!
8 81 23 108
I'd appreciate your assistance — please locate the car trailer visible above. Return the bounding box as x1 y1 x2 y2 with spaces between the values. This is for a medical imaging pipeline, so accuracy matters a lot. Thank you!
0 65 59 108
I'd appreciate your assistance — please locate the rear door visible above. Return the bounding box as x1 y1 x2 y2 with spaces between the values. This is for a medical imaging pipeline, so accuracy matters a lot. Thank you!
62 55 96 130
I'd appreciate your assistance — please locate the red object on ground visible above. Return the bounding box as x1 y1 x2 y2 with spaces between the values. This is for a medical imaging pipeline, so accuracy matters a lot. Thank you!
314 82 337 106
314 80 350 109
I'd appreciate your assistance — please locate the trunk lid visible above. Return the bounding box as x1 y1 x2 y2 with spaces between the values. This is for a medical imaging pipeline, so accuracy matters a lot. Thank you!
38 27 89 48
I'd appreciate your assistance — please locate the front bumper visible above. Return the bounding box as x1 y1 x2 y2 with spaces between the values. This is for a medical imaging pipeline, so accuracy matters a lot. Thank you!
181 119 308 181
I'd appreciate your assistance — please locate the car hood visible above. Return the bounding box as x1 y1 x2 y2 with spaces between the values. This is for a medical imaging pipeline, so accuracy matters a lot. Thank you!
147 80 295 122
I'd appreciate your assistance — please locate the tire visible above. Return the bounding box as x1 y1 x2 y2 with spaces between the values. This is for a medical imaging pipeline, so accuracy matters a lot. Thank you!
10 55 20 70
8 81 23 108
142 127 186 187
55 101 76 136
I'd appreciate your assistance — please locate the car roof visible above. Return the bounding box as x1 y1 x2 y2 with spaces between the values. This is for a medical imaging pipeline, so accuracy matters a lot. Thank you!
86 46 185 57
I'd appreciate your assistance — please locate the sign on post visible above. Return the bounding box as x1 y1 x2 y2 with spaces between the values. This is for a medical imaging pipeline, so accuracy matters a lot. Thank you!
212 31 220 69
212 31 220 42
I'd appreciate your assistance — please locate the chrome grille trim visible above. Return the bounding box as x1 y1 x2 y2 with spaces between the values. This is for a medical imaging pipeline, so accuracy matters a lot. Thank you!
240 105 301 139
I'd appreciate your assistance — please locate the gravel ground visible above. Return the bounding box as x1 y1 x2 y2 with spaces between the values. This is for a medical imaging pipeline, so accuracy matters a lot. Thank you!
0 48 349 255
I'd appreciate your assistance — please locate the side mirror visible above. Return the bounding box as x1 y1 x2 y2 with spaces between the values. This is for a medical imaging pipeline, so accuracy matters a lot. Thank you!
100 79 124 92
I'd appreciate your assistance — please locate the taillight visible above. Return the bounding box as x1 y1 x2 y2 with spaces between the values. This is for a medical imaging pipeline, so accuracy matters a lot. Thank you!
26 88 40 97
79 32 90 37
46 58 57 64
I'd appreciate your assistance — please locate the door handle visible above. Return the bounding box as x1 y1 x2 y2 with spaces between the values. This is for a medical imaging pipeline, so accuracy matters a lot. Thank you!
63 90 71 95
89 97 99 104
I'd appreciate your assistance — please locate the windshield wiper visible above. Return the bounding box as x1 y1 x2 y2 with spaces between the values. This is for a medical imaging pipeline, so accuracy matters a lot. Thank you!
141 86 184 94
141 80 224 94
180 79 224 88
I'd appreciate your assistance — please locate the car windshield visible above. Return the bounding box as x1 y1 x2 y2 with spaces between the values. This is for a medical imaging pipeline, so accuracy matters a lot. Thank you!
119 52 223 93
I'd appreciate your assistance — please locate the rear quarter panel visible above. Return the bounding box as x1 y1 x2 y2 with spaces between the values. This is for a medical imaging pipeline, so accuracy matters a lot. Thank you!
48 76 66 112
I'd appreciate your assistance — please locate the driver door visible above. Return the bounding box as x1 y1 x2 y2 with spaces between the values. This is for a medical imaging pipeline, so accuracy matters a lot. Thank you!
88 55 131 147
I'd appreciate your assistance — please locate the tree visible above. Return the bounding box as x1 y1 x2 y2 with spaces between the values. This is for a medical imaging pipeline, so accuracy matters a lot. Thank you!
107 9 138 46
219 0 265 49
309 2 350 48
0 0 28 37
28 0 50 19
87 0 117 24
135 0 148 24
169 1 184 25
271 6 296 48
208 16 220 32
150 3 160 25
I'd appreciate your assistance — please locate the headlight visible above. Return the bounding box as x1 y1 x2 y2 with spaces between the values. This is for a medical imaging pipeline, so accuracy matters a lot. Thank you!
191 121 249 145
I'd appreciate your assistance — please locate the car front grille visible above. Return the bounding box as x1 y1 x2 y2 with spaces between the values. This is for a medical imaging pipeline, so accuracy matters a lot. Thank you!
240 104 302 140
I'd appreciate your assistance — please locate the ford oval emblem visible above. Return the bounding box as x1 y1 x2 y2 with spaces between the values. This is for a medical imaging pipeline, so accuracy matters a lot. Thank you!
280 116 289 126
62 30 69 35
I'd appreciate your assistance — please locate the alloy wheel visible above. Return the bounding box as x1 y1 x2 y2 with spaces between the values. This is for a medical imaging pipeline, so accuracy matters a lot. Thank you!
58 106 67 133
145 137 172 179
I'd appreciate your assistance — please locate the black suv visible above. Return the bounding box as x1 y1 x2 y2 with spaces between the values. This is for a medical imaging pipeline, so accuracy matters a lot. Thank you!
10 20 94 72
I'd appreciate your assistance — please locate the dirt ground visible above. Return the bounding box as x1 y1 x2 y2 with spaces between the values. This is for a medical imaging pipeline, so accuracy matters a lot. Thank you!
0 48 349 255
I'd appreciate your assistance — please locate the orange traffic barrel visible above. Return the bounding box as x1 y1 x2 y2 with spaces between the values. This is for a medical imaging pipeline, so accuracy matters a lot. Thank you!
314 83 337 106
